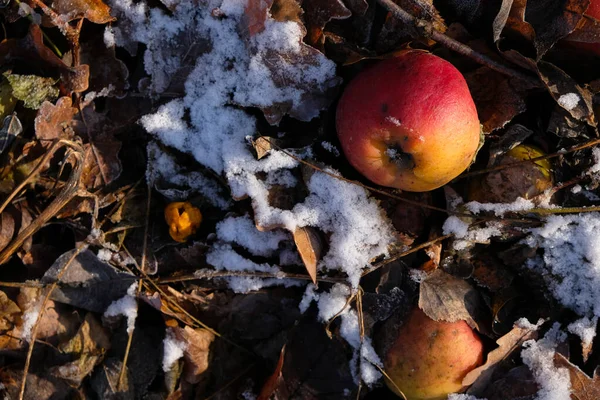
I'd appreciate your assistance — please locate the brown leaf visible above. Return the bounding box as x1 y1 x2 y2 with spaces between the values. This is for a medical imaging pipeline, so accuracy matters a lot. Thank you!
483 365 539 400
80 37 129 96
463 323 540 395
0 210 15 252
418 269 485 329
74 106 123 188
496 0 589 58
252 136 279 160
175 326 215 384
243 0 274 36
302 0 351 49
48 0 116 24
0 290 20 331
293 226 323 284
34 97 77 141
49 313 111 385
271 0 303 24
465 67 529 133
554 352 600 400
258 345 286 400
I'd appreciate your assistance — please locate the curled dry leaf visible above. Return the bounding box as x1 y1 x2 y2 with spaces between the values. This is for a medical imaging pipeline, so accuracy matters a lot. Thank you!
258 345 286 400
463 322 540 396
171 326 215 384
293 226 323 284
0 290 20 331
418 269 486 330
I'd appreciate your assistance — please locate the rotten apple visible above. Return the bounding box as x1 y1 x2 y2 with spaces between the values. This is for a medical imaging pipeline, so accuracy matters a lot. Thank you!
336 50 481 192
383 307 484 400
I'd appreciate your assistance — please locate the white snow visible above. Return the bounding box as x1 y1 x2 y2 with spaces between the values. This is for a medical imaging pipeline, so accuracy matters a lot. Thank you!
442 216 470 238
214 215 288 257
521 323 571 400
20 303 41 341
567 316 597 350
162 328 187 372
448 395 487 400
557 93 580 111
466 197 535 216
321 141 340 157
104 282 139 334
523 213 600 318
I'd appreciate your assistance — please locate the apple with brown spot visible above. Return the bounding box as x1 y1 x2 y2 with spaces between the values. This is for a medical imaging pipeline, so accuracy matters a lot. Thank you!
383 307 484 400
336 50 481 192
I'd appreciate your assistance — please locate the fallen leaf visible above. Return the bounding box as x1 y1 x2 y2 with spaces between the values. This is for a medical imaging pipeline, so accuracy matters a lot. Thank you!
293 226 323 283
80 37 129 97
48 0 116 24
89 358 134 399
179 326 215 384
554 352 600 400
49 313 111 386
463 323 540 395
243 0 274 36
465 67 529 133
41 249 137 313
258 345 286 400
0 370 80 400
5 73 59 109
302 0 351 49
0 210 15 252
483 365 539 400
34 97 77 141
270 0 303 24
418 269 486 329
0 290 20 331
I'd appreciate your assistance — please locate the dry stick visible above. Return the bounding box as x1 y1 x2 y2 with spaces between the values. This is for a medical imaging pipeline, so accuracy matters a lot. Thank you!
459 137 600 179
257 138 538 224
0 141 84 264
18 245 87 400
376 0 540 86
117 185 152 391
158 270 348 285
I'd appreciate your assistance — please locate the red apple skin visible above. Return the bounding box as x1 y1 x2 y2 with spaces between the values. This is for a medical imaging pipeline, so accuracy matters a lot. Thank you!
336 50 481 192
384 308 484 400
564 0 600 55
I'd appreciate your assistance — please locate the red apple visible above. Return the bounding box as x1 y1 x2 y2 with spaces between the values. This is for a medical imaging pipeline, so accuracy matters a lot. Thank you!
336 50 481 192
383 307 484 400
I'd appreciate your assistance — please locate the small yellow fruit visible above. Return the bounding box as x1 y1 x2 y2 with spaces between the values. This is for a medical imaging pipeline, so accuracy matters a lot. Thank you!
164 202 202 242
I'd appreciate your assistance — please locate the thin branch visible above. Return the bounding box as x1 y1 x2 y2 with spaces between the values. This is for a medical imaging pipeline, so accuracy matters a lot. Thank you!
376 0 540 86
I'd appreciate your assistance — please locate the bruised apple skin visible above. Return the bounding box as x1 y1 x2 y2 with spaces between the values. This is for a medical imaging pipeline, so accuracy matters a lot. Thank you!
384 307 484 400
336 50 481 192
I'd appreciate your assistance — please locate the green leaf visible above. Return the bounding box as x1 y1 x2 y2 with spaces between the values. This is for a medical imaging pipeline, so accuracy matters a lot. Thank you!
5 73 59 110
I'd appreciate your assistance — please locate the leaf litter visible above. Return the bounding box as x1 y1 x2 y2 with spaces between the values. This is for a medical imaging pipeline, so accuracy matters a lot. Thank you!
3 0 600 398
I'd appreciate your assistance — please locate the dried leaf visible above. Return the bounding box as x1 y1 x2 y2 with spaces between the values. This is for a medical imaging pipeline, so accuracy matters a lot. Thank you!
418 269 485 328
243 0 274 36
0 290 20 331
554 353 600 400
302 0 351 49
34 97 77 141
258 345 286 400
41 249 136 313
483 365 539 400
0 24 89 94
293 226 323 284
0 211 15 252
0 113 23 156
49 313 111 385
465 67 528 133
252 136 279 160
80 37 129 97
463 323 540 395
270 0 303 24
0 79 17 120
5 74 58 109
49 0 116 24
179 326 215 384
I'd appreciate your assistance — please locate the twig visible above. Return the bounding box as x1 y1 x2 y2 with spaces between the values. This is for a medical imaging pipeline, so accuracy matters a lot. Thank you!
117 185 152 391
0 140 84 264
459 137 600 180
376 0 540 86
158 270 349 285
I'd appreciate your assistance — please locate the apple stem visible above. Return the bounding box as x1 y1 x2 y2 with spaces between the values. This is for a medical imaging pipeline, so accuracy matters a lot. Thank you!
376 0 541 87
